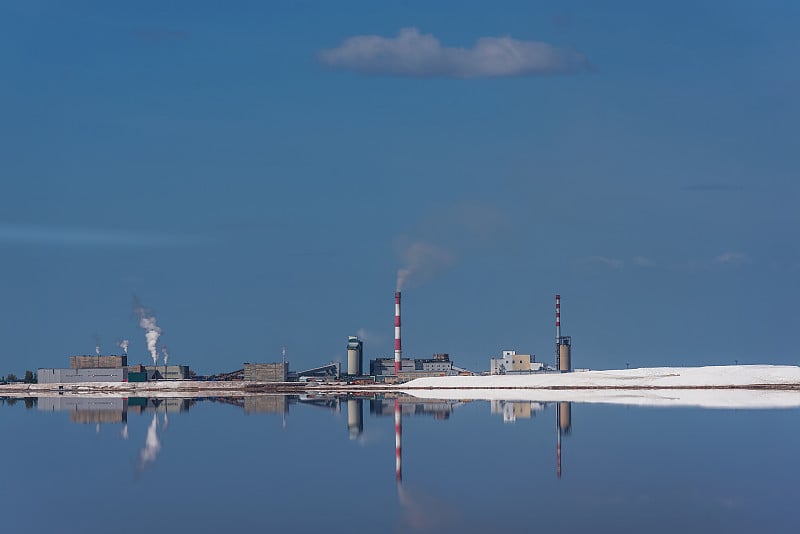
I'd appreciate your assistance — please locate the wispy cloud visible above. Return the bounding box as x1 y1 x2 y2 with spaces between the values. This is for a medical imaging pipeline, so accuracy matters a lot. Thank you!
714 252 751 265
682 184 744 192
633 256 655 267
0 223 195 248
578 256 625 270
320 27 588 78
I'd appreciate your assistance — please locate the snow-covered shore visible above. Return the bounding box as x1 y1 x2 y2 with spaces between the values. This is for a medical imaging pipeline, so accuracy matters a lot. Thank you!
401 388 800 409
402 365 800 390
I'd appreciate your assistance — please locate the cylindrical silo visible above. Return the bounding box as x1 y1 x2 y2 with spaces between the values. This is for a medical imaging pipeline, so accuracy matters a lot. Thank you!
559 343 571 372
347 336 363 376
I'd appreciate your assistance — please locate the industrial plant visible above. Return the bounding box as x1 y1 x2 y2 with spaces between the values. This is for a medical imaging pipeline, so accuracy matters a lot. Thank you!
25 289 578 389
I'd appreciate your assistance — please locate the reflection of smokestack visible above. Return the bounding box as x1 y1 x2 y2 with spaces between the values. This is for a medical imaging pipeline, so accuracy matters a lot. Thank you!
556 401 572 480
395 398 402 482
394 292 402 375
556 403 562 479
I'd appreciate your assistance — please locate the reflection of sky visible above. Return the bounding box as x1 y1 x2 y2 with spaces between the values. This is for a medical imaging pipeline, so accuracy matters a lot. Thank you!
1 397 798 533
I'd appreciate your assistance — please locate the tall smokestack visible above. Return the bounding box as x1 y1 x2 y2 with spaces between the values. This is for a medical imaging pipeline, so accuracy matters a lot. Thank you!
555 293 561 342
555 293 561 369
395 291 402 375
395 398 402 482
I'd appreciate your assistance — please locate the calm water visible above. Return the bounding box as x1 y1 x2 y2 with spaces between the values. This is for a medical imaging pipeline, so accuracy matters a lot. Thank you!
1 394 798 533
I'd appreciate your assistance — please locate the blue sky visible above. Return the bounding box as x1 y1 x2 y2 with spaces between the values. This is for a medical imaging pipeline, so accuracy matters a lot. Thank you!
1 1 798 375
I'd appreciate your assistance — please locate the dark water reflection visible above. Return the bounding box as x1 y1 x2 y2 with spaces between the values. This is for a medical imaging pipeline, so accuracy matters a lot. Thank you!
1 394 798 533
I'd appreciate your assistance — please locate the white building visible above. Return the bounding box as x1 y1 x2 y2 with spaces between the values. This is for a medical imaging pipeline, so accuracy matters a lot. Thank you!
489 350 542 375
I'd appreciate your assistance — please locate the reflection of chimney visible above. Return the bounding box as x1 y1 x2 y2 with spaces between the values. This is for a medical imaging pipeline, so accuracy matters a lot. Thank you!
395 292 402 375
395 398 402 482
556 402 572 480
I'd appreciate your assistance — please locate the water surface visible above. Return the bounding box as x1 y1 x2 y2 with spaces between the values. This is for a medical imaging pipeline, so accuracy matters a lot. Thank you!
1 394 797 533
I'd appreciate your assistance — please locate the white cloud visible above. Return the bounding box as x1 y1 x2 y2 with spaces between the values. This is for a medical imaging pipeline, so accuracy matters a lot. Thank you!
633 256 655 267
0 223 195 248
714 252 751 265
319 27 588 78
579 256 624 270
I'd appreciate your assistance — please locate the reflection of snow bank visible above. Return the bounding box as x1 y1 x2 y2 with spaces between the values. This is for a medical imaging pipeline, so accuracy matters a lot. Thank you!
404 365 800 390
402 388 800 409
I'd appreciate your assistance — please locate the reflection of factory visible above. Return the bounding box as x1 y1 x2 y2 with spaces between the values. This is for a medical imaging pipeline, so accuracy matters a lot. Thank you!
490 400 546 423
487 398 573 479
38 397 129 424
370 396 459 420
37 396 195 423
127 397 194 415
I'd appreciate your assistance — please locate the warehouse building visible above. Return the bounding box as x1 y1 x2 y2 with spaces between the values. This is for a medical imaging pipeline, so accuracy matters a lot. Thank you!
244 362 289 382
489 350 543 375
37 367 128 384
70 355 127 369
370 353 455 377
142 365 190 380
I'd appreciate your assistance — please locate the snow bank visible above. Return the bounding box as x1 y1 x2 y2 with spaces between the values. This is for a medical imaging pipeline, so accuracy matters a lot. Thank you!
402 365 800 390
401 388 800 409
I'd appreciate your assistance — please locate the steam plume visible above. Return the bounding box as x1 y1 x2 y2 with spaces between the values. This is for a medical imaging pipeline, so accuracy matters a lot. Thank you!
116 339 129 355
94 335 101 356
396 241 456 291
161 346 169 366
134 301 162 365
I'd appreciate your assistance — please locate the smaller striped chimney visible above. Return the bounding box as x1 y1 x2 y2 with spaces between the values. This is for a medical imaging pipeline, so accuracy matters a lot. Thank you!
394 291 402 375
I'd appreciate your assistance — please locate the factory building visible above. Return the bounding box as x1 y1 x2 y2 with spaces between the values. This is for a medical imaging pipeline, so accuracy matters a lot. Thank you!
70 355 127 369
37 367 128 384
489 351 543 375
370 353 455 378
142 365 190 380
244 362 289 382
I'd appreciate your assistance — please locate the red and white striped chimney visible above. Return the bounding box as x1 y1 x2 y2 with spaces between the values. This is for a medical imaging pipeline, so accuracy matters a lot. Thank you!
395 398 402 482
394 291 402 375
555 294 561 342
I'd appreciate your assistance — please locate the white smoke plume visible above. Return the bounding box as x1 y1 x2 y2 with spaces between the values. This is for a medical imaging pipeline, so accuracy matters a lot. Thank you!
139 414 161 469
134 301 162 365
161 346 169 366
116 339 129 355
396 241 456 291
94 335 101 356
